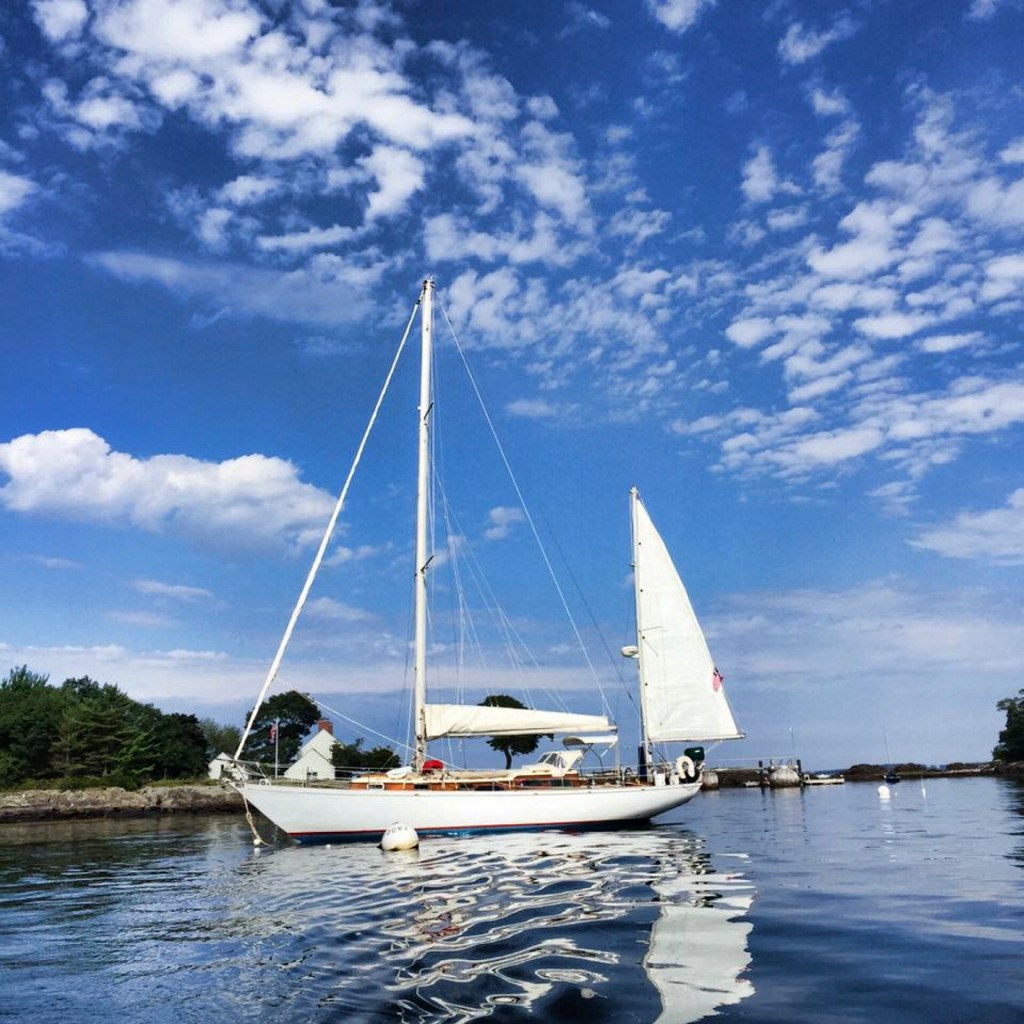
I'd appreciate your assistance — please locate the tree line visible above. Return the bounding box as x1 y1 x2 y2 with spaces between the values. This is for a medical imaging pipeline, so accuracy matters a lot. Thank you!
0 665 240 790
1 661 573 792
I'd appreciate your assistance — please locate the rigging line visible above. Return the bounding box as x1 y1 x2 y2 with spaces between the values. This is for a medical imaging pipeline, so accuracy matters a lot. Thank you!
537 502 630 680
234 292 423 760
438 295 612 719
308 694 414 756
436 482 575 712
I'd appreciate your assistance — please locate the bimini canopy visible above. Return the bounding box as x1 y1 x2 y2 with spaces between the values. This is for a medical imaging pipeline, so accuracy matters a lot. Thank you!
562 734 619 749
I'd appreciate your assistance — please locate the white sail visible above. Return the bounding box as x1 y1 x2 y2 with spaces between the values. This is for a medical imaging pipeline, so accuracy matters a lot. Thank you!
632 491 742 743
424 703 613 740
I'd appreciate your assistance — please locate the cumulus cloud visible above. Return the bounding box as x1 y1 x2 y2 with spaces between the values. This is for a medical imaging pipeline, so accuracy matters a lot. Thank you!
0 428 334 553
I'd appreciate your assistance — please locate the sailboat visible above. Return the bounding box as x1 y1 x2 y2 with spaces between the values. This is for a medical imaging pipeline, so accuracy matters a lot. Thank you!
229 279 742 842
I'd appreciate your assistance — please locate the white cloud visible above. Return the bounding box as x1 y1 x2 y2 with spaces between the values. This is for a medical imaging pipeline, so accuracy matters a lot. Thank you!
0 171 36 217
853 311 934 340
741 145 780 203
304 597 373 622
484 506 525 540
0 428 334 553
965 175 1024 228
217 174 281 206
916 332 984 354
645 0 715 33
967 0 1009 20
1000 138 1024 165
980 253 1024 303
779 425 885 468
812 119 859 192
88 249 382 323
96 0 260 60
361 146 425 219
257 224 357 254
911 490 1024 565
725 317 775 348
32 0 88 43
506 398 559 419
133 579 214 601
809 87 850 117
777 15 858 66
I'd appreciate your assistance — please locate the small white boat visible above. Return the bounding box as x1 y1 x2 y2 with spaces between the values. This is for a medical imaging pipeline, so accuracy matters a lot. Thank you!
229 279 743 842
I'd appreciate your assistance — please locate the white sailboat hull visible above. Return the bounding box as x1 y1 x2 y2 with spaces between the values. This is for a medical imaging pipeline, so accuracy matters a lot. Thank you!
236 779 702 843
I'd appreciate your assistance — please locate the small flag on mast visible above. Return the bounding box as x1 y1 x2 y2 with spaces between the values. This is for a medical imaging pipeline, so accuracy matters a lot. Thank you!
269 721 278 742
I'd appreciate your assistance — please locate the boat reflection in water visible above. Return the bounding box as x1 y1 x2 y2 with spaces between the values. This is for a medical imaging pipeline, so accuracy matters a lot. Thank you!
645 845 755 1023
249 826 755 1023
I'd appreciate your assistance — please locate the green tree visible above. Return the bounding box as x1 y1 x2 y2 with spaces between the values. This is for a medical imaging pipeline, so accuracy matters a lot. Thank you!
200 718 242 760
479 694 552 770
241 691 319 766
0 666 62 785
994 688 1024 762
154 713 209 779
331 737 399 777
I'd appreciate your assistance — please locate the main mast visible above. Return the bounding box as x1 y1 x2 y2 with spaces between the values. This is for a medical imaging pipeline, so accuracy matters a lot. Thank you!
413 278 434 770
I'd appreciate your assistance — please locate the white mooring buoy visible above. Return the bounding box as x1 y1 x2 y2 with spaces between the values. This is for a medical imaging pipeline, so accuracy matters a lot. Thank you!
380 822 420 852
878 783 891 800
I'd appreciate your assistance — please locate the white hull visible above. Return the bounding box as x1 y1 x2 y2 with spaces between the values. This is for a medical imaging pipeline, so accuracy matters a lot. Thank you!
237 779 702 843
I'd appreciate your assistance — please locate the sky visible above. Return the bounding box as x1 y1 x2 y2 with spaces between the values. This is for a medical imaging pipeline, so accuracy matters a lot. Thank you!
1 0 1023 771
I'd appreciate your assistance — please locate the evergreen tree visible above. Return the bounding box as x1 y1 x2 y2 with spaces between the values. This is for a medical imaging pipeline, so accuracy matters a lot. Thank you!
0 667 61 784
155 713 209 778
994 689 1024 762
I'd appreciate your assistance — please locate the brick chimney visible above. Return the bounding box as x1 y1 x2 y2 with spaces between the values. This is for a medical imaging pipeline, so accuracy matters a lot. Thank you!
317 718 334 735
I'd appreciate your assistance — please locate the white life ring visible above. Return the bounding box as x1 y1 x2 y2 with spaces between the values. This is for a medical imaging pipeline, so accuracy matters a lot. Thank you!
675 755 699 782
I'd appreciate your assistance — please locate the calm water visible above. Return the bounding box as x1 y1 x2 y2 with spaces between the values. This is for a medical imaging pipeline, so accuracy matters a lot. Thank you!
1 778 1021 1024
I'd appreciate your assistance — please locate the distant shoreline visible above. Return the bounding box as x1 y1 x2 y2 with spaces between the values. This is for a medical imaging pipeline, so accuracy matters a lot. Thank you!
1 764 1021 824
709 760 1024 788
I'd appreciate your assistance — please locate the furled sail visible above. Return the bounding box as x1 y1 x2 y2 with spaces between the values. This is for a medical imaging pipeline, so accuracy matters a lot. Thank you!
423 703 615 740
632 492 742 743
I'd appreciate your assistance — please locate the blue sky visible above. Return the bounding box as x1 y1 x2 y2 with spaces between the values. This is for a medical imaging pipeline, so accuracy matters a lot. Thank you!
1 0 1022 770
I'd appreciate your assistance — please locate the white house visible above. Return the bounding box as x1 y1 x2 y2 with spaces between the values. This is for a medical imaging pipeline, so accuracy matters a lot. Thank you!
207 752 248 781
283 719 338 782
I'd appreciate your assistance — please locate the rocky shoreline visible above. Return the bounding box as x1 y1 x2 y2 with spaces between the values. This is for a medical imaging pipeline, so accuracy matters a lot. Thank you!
0 783 244 824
